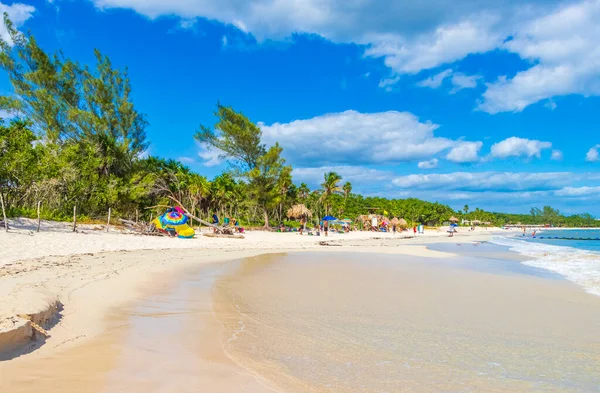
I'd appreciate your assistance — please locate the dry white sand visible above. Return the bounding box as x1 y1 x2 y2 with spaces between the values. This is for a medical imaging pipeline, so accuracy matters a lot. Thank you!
0 217 508 359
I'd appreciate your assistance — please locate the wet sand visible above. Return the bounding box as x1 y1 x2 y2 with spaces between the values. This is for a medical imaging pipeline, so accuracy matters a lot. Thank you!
2 249 600 392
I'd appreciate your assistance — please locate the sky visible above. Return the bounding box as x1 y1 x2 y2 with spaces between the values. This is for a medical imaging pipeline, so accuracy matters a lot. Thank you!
1 0 600 215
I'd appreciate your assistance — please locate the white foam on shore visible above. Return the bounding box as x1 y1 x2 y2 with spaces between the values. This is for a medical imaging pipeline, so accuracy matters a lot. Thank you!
491 236 600 297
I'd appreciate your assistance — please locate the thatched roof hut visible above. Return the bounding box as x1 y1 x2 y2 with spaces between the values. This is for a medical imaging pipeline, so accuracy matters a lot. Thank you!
391 217 399 225
398 218 408 227
449 216 459 222
286 204 312 219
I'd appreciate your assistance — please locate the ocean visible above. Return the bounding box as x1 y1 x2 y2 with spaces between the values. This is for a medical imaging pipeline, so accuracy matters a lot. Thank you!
213 251 600 393
491 229 600 297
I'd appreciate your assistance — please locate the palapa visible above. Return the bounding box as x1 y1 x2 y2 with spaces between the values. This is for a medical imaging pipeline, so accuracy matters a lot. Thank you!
286 204 312 219
449 216 459 222
398 218 408 227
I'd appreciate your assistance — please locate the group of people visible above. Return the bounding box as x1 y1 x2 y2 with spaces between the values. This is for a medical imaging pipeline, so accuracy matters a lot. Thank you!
211 213 244 233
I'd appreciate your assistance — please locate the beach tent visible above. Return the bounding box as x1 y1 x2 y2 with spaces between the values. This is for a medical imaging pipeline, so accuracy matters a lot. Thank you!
153 208 195 238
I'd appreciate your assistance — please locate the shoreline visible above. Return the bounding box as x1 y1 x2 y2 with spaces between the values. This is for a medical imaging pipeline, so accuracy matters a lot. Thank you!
0 220 502 359
1 225 599 392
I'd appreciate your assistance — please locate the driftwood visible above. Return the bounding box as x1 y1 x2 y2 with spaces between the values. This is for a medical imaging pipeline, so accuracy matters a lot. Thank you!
203 233 245 239
119 218 166 236
167 196 235 235
319 241 342 246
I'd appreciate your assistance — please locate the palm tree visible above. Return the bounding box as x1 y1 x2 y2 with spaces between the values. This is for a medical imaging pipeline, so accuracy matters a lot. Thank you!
298 183 310 200
320 171 342 216
342 182 352 200
463 204 469 215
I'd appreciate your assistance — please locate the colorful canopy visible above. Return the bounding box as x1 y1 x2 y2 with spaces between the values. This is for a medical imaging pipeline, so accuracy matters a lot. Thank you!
322 215 337 221
161 210 189 226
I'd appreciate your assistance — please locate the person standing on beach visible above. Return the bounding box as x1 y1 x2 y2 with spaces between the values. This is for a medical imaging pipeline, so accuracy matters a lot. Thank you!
299 216 306 235
393 224 397 235
324 220 329 237
212 213 219 233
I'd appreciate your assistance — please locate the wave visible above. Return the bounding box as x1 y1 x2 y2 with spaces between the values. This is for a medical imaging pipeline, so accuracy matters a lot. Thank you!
491 236 600 297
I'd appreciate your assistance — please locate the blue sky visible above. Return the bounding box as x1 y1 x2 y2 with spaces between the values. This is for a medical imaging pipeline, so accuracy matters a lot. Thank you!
1 0 599 214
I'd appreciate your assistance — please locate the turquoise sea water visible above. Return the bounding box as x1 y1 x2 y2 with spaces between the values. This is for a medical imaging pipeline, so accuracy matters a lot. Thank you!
491 229 600 297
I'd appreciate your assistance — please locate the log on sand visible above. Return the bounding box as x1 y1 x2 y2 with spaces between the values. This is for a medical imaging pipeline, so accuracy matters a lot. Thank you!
203 233 245 239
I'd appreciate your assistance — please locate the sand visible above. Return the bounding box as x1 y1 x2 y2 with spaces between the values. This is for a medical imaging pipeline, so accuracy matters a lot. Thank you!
0 217 513 389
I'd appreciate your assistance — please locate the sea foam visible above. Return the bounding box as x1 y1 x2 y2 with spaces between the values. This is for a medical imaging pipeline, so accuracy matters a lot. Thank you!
491 236 600 297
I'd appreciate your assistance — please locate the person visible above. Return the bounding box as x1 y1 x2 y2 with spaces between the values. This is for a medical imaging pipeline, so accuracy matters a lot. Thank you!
211 213 219 233
324 220 329 237
532 230 537 238
523 227 526 236
392 224 397 235
299 216 306 235
413 226 417 235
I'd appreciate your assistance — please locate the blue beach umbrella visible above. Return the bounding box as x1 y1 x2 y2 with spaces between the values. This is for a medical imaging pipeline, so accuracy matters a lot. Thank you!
160 210 189 226
322 215 337 221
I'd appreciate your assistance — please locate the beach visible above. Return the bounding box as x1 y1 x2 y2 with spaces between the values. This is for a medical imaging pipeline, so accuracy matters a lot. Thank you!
1 220 599 392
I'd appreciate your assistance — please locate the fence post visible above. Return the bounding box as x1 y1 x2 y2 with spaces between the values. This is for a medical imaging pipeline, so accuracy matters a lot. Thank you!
37 201 41 232
0 192 7 232
73 206 77 232
135 209 139 224
106 208 111 233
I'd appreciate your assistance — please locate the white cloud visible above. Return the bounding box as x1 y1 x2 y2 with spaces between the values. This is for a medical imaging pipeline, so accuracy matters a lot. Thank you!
418 158 439 169
391 171 594 192
365 16 503 74
450 72 481 93
489 137 552 160
445 141 482 163
178 156 196 164
197 143 224 167
0 3 35 43
550 149 563 160
91 0 600 111
378 75 400 89
260 110 456 166
545 100 557 111
417 69 452 88
586 145 600 162
221 35 228 47
479 1 600 113
555 186 600 197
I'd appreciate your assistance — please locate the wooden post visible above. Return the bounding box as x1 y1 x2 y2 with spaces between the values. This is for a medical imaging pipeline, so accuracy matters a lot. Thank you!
0 192 7 232
150 213 153 222
106 208 111 233
37 201 41 232
135 209 139 224
73 206 77 232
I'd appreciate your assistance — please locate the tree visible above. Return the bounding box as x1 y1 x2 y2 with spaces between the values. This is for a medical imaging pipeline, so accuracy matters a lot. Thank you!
298 183 310 200
463 205 469 215
195 103 265 171
320 172 342 216
343 182 352 200
247 144 291 228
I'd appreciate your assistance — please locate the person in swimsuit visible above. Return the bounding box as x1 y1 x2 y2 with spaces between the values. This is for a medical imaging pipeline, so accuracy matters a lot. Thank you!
324 220 329 237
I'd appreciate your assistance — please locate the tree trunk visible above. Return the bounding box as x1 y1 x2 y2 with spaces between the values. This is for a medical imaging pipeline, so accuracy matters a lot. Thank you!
37 201 41 232
0 192 7 232
106 208 111 232
263 209 270 229
73 206 77 232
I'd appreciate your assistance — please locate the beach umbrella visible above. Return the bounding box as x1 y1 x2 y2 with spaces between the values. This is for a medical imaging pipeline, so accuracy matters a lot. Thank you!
160 210 189 226
391 217 399 225
449 216 459 222
341 218 353 223
398 218 408 227
322 215 337 221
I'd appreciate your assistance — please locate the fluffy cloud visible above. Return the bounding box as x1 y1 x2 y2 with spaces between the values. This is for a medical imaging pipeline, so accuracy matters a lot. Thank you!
0 2 35 43
260 110 457 166
417 69 481 93
417 69 452 88
489 137 552 160
418 158 439 169
550 149 563 160
91 0 600 111
554 186 600 197
445 141 482 163
450 72 481 93
479 1 600 113
391 171 595 192
586 145 600 162
197 143 224 167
